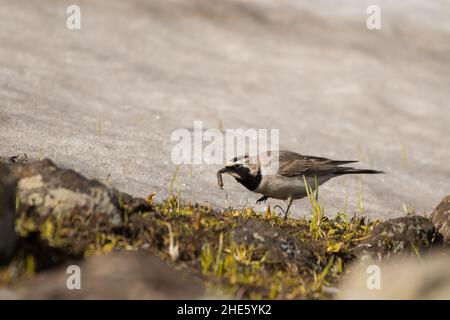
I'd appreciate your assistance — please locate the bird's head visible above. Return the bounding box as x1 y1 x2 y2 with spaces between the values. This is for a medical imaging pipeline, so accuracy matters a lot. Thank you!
217 155 261 190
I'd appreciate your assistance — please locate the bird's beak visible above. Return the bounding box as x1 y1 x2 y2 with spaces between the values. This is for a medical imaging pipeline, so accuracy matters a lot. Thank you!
225 160 237 167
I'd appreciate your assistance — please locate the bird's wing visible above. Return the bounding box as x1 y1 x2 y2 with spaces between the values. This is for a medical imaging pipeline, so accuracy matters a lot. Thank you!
277 150 331 163
277 157 337 177
260 150 359 177
277 150 357 164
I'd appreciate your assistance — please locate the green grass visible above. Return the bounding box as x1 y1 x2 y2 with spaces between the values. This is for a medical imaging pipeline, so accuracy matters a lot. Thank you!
1 192 380 299
357 179 365 214
303 175 325 239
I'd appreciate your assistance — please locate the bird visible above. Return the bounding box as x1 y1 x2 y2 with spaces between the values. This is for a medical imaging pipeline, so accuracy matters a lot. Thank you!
217 150 384 218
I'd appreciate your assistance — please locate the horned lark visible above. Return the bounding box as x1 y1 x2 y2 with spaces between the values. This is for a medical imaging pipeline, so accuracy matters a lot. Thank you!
217 150 384 218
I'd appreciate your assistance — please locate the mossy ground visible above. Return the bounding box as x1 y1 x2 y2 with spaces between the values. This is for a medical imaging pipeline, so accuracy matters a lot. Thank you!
0 193 379 299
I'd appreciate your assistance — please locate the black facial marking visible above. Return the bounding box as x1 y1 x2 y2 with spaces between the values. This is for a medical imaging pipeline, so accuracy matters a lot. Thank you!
230 165 261 191
239 172 261 191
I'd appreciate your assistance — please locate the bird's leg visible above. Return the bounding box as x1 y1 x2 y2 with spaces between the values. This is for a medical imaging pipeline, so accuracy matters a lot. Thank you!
274 197 293 219
256 195 268 204
284 197 293 219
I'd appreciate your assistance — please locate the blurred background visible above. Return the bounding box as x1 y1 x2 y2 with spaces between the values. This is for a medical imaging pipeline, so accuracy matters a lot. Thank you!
1 0 449 218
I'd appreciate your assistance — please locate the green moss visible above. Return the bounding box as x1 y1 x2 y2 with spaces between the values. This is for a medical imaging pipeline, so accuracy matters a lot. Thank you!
0 193 379 299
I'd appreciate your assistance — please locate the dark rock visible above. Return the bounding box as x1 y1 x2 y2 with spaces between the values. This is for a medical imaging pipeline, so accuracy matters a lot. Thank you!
113 189 153 215
8 159 122 226
355 215 442 259
10 251 207 299
430 195 450 244
233 219 318 272
0 163 17 264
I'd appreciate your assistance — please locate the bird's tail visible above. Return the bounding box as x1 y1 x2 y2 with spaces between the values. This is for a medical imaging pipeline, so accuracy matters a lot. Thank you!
334 167 385 175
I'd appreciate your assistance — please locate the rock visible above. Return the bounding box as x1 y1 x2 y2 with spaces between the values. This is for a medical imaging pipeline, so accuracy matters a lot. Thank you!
8 159 122 227
113 189 153 215
0 163 17 264
338 251 450 299
0 288 18 299
355 215 442 260
233 219 318 272
430 195 450 244
10 251 207 299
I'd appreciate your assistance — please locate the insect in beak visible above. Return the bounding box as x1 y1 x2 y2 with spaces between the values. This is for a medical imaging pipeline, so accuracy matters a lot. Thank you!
216 165 240 189
216 167 230 189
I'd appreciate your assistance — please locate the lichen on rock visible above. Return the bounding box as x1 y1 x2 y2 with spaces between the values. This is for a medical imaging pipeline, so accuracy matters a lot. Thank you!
430 195 450 244
9 159 122 227
355 215 442 260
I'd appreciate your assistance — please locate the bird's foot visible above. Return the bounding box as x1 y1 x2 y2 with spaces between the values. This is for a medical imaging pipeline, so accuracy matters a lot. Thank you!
256 195 268 204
